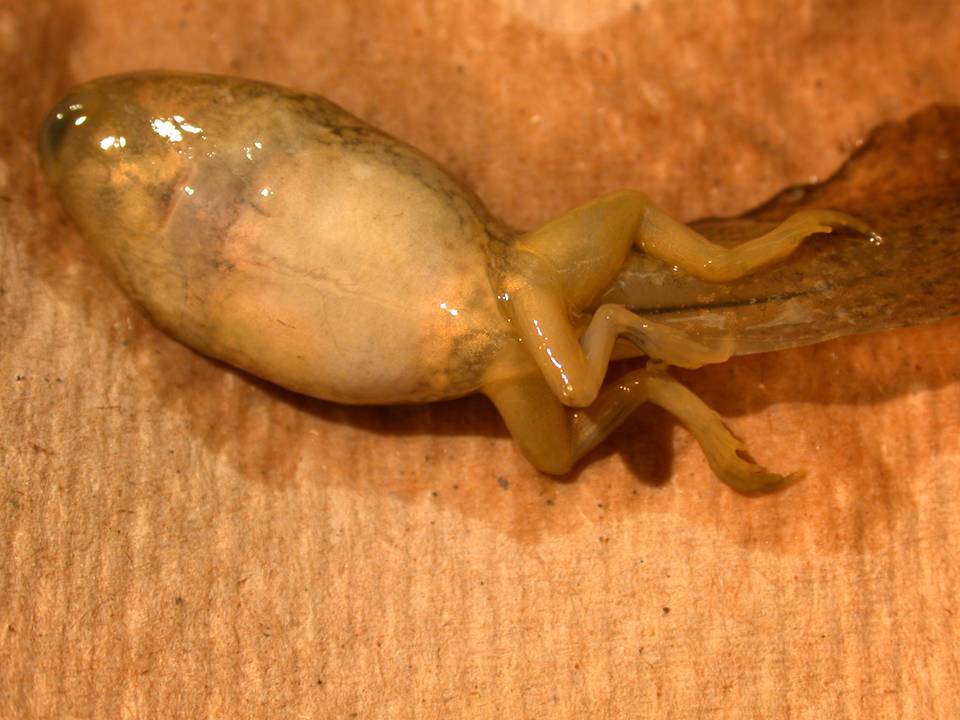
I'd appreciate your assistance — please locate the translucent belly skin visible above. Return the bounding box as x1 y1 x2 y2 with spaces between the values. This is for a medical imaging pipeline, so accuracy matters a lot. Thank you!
40 72 513 403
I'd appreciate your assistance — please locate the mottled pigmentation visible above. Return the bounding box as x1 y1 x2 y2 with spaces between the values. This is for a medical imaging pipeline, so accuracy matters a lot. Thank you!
41 73 514 404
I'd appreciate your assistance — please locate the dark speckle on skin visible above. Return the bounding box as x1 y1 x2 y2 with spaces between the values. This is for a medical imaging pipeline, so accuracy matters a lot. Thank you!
445 327 503 395
497 476 509 490
209 257 236 272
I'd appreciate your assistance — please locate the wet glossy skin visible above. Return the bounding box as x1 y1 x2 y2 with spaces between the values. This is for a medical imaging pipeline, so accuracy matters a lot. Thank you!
40 71 874 492
40 73 515 405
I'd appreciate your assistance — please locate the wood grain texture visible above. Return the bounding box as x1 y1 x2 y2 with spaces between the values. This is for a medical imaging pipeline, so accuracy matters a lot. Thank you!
2 0 960 717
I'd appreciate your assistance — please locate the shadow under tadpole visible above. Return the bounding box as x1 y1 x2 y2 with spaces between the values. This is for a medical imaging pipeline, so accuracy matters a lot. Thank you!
192 347 680 491
242 360 508 440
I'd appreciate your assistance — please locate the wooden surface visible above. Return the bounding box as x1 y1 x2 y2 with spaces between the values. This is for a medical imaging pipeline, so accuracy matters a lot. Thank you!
3 1 960 717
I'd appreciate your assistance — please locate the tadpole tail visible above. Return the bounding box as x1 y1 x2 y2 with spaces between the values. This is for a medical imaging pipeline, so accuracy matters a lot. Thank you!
596 105 960 356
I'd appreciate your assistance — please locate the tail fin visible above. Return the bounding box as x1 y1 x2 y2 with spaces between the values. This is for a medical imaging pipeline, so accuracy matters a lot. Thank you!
597 105 960 356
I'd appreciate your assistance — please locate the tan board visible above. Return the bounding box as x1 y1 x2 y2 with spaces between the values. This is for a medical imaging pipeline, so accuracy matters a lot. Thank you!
3 1 960 717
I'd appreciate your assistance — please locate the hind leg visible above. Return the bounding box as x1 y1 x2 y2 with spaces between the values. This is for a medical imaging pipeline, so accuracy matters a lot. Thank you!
637 205 872 282
500 260 733 406
484 364 789 492
496 190 867 407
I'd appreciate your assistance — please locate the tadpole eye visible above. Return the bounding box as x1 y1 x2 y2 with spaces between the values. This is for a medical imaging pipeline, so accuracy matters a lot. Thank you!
39 98 88 165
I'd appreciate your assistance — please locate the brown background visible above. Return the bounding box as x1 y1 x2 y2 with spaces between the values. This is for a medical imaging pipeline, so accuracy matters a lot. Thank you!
3 1 960 717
